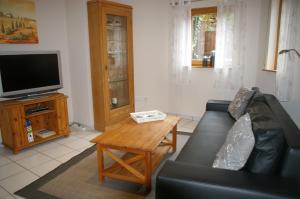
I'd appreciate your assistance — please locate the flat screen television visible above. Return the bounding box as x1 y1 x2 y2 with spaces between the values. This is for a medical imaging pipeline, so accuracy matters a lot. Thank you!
0 51 63 98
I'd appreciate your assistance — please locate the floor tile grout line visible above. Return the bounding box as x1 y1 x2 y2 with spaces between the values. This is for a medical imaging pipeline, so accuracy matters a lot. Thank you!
0 164 29 182
30 134 90 153
25 158 62 178
39 148 78 163
53 134 97 151
12 149 57 169
0 134 94 163
0 150 41 182
37 145 76 160
2 148 40 162
32 142 72 153
27 156 64 176
7 148 56 179
0 132 105 196
0 149 66 190
2 158 41 180
0 184 16 199
16 156 56 173
0 132 98 157
58 139 95 151
0 160 12 168
180 121 198 127
54 152 77 163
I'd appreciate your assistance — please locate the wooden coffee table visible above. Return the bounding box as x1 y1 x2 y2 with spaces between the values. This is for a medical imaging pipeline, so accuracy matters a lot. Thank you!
91 116 179 191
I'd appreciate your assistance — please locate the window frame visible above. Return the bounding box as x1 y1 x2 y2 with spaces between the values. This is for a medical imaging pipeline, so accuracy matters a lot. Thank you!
191 7 218 68
264 0 283 72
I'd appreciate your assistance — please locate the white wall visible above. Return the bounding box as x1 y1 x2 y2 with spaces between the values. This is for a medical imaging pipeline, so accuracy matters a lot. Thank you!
256 0 300 127
180 0 300 128
65 0 94 127
65 0 170 128
257 62 300 129
281 65 300 128
168 0 263 120
0 0 74 122
108 0 170 112
61 0 300 128
128 0 170 113
4 0 299 129
66 0 300 128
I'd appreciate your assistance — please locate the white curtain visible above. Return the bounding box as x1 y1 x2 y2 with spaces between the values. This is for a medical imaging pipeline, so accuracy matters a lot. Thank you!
169 0 192 85
214 0 247 91
276 0 300 102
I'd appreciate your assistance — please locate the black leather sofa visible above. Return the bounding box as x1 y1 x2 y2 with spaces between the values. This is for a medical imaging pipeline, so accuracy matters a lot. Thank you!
156 94 300 199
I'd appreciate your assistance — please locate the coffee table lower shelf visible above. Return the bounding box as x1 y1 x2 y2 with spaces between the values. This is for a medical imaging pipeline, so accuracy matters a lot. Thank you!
97 144 172 191
92 116 179 192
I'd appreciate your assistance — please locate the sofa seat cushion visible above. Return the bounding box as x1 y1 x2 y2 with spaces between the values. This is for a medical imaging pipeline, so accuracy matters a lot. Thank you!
176 111 235 167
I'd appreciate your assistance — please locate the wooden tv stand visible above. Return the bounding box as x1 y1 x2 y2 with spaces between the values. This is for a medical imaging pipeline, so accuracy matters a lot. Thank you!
0 93 70 153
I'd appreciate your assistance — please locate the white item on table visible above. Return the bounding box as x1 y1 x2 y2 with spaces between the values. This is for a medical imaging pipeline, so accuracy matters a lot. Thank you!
130 110 167 123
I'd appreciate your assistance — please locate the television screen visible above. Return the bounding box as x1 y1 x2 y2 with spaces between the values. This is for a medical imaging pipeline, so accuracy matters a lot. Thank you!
0 52 63 97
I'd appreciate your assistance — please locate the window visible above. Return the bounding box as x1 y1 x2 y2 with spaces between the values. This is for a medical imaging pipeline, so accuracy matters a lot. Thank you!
192 7 217 68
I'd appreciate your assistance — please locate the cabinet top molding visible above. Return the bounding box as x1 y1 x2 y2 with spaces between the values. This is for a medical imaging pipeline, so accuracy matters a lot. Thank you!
87 0 133 9
0 93 67 107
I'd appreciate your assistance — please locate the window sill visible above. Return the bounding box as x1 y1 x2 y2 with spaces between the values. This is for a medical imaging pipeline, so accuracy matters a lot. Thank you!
263 69 277 73
192 65 214 69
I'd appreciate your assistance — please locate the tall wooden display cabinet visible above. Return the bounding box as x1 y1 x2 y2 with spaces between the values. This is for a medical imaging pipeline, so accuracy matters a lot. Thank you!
87 0 135 131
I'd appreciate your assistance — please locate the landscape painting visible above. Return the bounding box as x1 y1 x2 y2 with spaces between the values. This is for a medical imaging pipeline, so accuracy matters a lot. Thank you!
0 0 39 44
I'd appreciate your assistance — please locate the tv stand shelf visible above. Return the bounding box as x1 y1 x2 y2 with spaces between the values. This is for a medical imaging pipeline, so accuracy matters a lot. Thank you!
29 134 61 147
0 93 70 153
26 110 56 118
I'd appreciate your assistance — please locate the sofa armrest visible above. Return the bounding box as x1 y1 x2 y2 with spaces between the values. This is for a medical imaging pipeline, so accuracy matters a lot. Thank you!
206 100 231 112
156 161 299 199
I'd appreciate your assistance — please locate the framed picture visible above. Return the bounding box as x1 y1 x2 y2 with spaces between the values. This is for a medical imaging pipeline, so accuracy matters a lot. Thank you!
0 0 39 44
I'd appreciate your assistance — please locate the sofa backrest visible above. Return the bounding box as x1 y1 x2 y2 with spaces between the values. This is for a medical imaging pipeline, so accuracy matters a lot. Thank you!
264 94 300 179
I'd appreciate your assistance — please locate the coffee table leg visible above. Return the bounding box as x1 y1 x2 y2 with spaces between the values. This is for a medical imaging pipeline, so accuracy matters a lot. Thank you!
97 144 104 182
145 151 152 192
172 124 177 153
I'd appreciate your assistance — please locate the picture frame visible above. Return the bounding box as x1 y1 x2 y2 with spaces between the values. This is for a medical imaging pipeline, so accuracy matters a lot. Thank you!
0 0 39 44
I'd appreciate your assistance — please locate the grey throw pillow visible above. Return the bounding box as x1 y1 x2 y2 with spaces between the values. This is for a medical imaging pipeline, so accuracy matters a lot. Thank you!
228 88 255 120
250 87 265 103
213 113 255 170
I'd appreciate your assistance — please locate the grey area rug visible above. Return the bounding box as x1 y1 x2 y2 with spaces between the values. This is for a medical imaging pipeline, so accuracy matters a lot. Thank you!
15 133 190 199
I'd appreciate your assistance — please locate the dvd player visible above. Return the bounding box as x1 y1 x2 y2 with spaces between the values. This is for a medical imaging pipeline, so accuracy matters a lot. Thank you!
25 106 49 115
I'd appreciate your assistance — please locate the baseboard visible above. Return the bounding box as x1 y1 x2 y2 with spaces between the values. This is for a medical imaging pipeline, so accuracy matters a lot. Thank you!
69 122 96 132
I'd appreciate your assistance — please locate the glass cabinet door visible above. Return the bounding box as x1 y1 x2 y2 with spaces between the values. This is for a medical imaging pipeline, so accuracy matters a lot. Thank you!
106 15 130 110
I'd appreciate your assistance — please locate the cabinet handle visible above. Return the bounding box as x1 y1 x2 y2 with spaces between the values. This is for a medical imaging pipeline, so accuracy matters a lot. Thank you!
105 65 108 70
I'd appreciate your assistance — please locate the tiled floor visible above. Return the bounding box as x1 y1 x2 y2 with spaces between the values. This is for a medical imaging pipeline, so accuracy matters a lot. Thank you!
0 130 101 199
0 118 197 199
177 118 198 133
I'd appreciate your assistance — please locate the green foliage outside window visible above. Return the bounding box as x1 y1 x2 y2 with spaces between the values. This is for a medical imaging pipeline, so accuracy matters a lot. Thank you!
192 14 217 60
